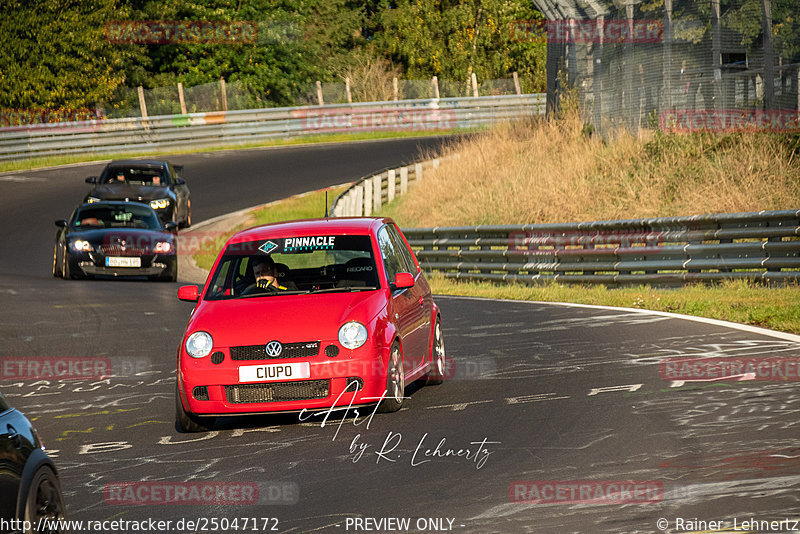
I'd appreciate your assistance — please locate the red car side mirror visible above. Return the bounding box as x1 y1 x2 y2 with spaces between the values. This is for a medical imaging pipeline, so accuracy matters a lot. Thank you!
393 272 415 289
177 285 199 302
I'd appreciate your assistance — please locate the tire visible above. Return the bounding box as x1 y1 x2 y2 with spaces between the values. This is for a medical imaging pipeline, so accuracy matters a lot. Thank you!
62 250 73 280
52 243 59 278
425 318 446 386
22 465 66 534
176 384 215 433
183 199 192 228
378 343 405 413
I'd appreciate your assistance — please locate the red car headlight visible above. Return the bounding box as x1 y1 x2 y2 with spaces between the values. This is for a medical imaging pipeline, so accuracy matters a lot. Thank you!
338 321 368 349
185 331 213 358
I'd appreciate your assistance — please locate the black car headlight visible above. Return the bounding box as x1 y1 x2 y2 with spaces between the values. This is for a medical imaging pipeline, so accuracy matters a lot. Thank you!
154 241 173 253
70 239 93 252
150 199 171 210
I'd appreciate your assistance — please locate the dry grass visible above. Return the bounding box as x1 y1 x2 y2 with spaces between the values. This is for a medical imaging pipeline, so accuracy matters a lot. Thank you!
381 111 800 227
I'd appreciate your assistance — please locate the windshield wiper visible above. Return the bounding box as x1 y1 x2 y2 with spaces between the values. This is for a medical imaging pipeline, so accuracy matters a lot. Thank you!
309 286 379 293
238 290 311 298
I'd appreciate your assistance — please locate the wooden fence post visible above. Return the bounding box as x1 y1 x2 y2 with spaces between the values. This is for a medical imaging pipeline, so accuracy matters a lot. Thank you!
316 81 324 106
220 77 228 111
137 86 148 119
178 82 187 114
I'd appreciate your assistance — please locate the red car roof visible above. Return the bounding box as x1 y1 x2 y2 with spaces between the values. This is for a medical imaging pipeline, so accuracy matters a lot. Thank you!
228 217 392 245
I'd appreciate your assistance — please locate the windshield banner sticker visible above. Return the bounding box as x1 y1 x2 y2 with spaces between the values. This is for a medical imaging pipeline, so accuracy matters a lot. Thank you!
283 236 336 253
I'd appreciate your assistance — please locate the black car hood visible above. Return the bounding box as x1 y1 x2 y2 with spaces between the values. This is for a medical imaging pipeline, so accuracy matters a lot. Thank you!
89 184 172 202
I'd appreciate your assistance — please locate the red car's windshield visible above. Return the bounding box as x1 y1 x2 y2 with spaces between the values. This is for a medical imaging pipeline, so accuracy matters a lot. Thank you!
205 235 380 299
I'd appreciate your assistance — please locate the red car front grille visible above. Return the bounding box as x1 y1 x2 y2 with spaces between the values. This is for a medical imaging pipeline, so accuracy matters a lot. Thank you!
224 380 329 404
229 341 320 361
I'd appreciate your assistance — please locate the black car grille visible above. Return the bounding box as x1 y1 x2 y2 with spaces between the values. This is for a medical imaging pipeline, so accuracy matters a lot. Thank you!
98 245 150 256
230 341 320 361
225 380 330 404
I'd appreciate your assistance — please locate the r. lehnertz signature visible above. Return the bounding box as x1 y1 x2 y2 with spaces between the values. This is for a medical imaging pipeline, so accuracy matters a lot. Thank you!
349 431 498 469
297 382 500 469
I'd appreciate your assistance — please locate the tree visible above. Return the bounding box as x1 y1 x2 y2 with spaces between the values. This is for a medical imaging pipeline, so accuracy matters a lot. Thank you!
0 0 129 109
375 0 546 90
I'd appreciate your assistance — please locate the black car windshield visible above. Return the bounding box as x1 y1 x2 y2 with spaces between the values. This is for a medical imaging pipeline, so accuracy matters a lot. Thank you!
72 205 162 230
205 235 380 300
100 166 167 186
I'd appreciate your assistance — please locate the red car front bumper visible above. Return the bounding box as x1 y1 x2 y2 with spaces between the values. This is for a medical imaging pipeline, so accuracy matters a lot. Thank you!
178 341 392 416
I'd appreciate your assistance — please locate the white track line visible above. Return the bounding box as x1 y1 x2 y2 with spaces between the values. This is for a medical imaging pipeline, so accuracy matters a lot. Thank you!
437 295 800 343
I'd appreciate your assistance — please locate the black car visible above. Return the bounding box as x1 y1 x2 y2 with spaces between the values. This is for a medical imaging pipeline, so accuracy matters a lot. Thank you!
53 201 178 281
0 390 66 532
83 159 191 228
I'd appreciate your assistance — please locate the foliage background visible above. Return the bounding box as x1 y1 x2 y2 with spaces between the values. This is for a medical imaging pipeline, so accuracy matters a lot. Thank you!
0 0 547 110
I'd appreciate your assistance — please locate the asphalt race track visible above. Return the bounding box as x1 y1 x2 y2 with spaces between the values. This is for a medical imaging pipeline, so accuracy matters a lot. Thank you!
2 137 800 533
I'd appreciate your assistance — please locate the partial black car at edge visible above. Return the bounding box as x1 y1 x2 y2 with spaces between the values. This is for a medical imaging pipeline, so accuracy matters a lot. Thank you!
83 159 191 228
53 201 178 281
0 390 66 533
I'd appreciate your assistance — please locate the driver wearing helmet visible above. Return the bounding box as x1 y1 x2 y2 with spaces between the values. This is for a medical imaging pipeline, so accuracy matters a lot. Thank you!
251 255 290 291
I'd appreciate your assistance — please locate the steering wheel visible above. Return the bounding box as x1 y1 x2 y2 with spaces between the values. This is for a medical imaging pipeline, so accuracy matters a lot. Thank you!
240 281 279 295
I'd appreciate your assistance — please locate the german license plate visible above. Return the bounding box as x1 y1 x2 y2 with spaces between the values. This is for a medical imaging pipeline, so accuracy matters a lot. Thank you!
238 362 310 383
106 256 141 267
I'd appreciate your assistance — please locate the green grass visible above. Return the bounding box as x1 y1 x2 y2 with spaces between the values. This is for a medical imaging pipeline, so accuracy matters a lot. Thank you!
426 274 800 334
192 184 350 271
0 128 477 174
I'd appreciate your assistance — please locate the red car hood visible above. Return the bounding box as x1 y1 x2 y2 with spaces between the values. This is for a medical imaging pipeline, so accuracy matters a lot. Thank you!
187 290 387 347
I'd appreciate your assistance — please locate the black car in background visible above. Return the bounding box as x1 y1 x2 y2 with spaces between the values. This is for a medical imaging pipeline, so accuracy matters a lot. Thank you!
83 159 191 228
53 201 178 282
0 390 66 532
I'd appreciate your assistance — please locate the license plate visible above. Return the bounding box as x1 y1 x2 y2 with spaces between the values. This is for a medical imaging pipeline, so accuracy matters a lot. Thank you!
238 362 310 383
106 256 141 267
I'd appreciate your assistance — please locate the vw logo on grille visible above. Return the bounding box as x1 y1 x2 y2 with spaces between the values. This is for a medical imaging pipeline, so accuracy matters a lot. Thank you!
265 341 283 357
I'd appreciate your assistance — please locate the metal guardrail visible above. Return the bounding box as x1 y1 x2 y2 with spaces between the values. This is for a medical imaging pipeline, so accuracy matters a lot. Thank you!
330 156 458 217
0 94 545 161
400 210 800 286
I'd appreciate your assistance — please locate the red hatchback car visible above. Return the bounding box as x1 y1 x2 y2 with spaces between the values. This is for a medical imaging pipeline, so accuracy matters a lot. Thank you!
175 217 446 432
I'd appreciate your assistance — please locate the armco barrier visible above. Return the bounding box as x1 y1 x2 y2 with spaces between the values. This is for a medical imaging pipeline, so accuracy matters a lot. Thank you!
0 94 544 162
330 156 456 217
399 210 800 286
